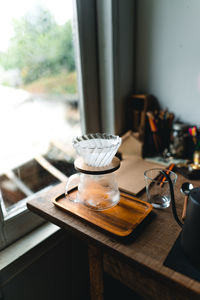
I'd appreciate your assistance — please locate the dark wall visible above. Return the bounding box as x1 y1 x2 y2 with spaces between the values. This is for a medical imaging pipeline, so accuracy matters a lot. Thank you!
1 231 90 300
1 230 144 300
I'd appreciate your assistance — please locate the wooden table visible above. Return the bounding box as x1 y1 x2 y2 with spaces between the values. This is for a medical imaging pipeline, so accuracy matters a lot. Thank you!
27 174 200 300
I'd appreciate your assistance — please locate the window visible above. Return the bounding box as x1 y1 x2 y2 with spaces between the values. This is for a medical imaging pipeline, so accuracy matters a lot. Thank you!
0 0 135 249
0 0 81 249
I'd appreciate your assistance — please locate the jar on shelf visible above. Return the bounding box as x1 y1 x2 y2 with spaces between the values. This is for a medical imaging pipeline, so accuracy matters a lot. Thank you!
169 123 188 158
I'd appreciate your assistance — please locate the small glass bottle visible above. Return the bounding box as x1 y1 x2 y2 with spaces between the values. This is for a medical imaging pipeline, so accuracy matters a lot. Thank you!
193 150 200 167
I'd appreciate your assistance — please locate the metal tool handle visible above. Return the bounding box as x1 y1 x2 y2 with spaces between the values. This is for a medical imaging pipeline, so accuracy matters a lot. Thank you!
161 170 183 228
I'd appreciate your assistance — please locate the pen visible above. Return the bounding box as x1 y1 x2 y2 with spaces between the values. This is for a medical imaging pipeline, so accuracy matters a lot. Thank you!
160 163 175 187
146 112 161 153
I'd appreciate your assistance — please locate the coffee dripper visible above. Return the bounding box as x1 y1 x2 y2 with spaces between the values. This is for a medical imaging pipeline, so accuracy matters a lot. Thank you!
65 133 121 211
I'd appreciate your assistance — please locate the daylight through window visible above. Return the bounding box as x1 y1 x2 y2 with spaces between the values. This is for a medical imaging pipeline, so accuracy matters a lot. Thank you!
0 0 81 213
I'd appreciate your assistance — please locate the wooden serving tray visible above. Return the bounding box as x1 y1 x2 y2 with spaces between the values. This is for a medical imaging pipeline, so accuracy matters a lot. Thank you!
53 188 152 237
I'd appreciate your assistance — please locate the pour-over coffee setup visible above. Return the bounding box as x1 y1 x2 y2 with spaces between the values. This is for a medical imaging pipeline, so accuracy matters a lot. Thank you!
65 133 121 210
55 132 200 270
53 133 152 237
27 132 200 298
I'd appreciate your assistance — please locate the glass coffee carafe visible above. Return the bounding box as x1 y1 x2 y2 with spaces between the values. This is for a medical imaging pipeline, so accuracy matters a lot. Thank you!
65 133 121 210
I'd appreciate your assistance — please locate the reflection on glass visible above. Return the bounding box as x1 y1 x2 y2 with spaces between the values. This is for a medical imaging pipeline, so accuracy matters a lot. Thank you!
0 0 81 211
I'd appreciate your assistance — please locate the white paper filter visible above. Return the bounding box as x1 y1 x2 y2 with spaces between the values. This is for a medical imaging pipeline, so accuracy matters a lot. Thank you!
72 133 121 167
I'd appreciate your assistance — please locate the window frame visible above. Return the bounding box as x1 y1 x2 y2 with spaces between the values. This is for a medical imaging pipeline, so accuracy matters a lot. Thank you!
0 0 135 250
75 0 135 134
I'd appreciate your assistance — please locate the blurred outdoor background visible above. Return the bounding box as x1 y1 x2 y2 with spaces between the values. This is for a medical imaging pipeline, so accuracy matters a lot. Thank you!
0 0 81 209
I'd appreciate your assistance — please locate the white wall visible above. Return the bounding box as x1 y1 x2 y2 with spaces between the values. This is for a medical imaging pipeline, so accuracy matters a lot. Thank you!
136 0 200 125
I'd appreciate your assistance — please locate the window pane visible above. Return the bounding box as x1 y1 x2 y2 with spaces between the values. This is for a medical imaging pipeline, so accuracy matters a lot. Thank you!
0 0 81 211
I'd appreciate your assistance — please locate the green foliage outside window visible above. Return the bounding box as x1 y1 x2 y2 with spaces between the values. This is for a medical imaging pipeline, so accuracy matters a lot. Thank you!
0 5 76 86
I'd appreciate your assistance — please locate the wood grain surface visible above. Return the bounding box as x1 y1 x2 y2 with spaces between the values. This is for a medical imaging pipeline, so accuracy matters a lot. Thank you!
53 189 152 237
88 245 104 300
27 173 200 299
115 154 164 195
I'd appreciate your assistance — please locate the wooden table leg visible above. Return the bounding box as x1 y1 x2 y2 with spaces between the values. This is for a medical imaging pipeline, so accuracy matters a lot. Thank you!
88 244 104 300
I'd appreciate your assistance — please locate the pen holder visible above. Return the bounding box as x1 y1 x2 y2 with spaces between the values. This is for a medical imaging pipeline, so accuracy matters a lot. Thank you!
143 110 174 157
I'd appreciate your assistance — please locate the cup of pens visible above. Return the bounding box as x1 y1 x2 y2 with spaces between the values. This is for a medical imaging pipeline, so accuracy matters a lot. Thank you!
144 167 177 209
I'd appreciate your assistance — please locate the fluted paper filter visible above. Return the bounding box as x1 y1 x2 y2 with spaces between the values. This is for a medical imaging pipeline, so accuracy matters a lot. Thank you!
72 133 121 167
